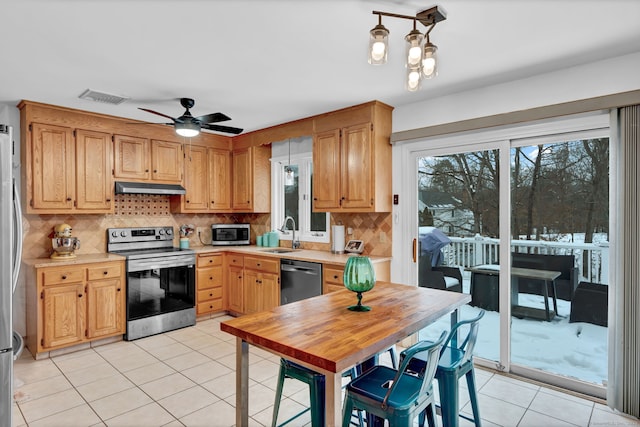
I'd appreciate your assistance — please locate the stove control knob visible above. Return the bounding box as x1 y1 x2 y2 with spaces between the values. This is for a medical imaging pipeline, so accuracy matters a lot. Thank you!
166 229 173 236
120 231 127 237
111 231 118 238
159 229 165 235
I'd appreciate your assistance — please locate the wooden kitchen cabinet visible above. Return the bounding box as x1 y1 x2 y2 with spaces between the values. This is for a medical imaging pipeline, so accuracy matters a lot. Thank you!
176 145 232 213
242 255 279 314
312 101 393 212
26 123 113 213
114 135 182 183
27 260 126 356
232 145 271 212
227 266 244 314
196 254 224 315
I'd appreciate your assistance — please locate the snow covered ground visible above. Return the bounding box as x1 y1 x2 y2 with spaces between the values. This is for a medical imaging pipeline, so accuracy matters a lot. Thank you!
418 291 608 386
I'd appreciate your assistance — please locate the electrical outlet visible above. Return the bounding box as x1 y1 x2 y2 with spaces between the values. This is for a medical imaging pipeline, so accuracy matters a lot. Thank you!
379 231 387 243
197 227 206 235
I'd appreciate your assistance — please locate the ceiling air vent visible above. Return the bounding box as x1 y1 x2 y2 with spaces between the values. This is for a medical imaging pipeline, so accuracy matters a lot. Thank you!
78 89 130 105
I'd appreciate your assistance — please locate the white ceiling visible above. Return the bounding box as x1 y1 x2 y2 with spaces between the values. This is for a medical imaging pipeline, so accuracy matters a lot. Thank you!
2 0 639 134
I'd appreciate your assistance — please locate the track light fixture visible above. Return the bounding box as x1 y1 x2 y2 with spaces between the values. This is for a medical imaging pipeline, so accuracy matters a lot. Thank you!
369 5 446 91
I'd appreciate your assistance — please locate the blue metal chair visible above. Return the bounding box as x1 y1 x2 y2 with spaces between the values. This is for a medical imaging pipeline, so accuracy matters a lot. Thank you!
404 310 485 427
341 331 448 427
271 359 325 427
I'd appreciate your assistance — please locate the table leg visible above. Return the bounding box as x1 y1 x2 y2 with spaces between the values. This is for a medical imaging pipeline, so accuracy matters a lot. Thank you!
542 280 551 321
551 280 559 314
325 371 342 427
236 338 249 427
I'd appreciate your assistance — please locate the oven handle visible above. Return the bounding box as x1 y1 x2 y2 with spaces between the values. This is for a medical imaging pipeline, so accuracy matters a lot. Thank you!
128 257 195 272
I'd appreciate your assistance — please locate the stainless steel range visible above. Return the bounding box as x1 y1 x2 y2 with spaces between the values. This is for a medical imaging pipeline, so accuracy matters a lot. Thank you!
107 226 196 340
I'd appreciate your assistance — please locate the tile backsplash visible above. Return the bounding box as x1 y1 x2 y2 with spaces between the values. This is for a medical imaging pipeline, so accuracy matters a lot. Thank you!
22 196 392 259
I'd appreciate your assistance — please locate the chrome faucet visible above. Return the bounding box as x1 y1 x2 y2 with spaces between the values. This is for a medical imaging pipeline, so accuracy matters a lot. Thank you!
279 216 301 249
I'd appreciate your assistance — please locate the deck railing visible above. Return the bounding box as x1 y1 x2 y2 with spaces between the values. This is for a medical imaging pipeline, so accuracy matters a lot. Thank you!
444 235 609 284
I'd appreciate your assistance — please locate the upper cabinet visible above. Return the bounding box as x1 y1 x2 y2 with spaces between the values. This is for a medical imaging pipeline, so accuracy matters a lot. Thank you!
26 122 113 214
232 145 271 212
114 135 182 183
312 101 393 212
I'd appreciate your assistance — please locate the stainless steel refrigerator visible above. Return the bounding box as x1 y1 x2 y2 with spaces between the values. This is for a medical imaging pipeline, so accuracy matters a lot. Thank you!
0 124 23 426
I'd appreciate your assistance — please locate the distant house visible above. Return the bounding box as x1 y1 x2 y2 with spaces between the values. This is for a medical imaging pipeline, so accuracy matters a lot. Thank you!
419 190 474 236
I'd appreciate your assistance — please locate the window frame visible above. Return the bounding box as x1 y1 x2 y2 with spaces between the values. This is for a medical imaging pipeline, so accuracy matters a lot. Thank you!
271 151 330 244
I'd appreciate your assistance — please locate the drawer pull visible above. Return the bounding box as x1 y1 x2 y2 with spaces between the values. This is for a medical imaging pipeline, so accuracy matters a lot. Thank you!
103 271 108 275
78 294 83 298
334 275 338 279
62 275 67 280
209 293 213 297
209 259 213 263
209 276 213 280
117 288 121 292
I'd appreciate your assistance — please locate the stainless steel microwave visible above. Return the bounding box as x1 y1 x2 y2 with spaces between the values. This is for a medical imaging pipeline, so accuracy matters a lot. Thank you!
211 223 251 245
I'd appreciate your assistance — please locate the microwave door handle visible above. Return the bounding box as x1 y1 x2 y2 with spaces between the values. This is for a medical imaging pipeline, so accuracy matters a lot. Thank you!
13 179 22 294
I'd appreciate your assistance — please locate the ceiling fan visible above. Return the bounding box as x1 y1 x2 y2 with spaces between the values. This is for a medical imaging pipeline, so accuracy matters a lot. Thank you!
139 98 243 137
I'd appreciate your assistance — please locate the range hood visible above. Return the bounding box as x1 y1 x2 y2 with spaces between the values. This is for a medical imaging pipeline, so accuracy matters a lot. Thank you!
115 181 186 195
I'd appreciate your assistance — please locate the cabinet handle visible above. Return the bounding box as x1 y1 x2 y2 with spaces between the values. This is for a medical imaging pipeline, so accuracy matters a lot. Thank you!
186 200 190 203
62 275 67 280
103 271 108 275
238 275 242 279
209 276 213 280
257 263 261 267
106 198 111 202
145 169 149 172
66 197 72 202
313 197 318 201
153 169 157 173
211 201 215 204
333 275 338 279
78 294 83 298
117 288 121 292
209 259 213 263
209 293 213 297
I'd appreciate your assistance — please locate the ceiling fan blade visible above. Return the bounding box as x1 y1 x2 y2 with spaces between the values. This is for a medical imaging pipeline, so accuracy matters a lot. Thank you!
194 112 231 124
201 123 243 135
138 108 179 122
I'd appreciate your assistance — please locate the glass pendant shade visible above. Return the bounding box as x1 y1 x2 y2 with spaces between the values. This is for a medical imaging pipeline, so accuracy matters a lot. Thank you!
422 42 438 79
284 166 294 186
404 29 423 69
343 256 376 311
175 122 200 137
368 24 389 65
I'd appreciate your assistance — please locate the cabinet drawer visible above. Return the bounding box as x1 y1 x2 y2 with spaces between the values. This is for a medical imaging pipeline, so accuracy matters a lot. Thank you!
228 254 244 267
87 263 122 281
324 266 344 286
197 299 223 314
197 287 222 302
197 266 223 289
327 284 345 294
244 256 279 274
42 268 85 286
197 254 222 268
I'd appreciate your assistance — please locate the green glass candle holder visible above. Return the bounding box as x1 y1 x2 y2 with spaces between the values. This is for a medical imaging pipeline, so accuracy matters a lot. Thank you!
343 256 376 311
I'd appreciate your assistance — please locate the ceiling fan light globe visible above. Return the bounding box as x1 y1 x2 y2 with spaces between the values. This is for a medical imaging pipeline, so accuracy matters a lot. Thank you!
175 122 200 137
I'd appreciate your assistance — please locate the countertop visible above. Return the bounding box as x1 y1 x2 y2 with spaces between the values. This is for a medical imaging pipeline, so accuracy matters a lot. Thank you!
22 247 391 268
22 253 126 268
192 245 392 265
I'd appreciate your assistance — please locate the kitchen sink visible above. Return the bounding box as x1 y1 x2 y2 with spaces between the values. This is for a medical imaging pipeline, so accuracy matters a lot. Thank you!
261 248 296 254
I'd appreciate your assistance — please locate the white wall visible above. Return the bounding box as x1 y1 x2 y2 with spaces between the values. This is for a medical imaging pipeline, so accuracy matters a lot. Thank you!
390 52 640 284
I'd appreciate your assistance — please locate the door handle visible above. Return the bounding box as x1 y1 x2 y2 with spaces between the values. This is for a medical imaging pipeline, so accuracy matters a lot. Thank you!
412 238 417 263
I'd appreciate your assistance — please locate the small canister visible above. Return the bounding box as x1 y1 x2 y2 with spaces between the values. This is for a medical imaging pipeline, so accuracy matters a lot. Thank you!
256 235 263 246
268 231 279 247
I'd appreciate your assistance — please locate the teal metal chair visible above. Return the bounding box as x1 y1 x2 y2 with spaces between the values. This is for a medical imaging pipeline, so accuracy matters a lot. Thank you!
341 331 448 427
403 310 485 427
271 359 325 427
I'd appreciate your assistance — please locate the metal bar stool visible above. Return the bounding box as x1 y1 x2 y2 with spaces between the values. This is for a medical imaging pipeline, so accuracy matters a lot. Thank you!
271 359 325 427
342 331 448 427
403 310 485 427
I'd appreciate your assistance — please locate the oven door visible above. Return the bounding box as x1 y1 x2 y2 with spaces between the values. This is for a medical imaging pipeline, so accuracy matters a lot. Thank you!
126 257 195 322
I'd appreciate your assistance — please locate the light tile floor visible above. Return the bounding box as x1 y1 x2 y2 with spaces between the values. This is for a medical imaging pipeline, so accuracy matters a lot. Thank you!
11 315 640 427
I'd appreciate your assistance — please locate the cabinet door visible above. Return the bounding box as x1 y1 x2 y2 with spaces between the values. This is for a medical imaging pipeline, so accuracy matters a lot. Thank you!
42 284 85 348
243 270 260 314
341 123 373 209
208 148 232 211
151 140 182 182
75 129 113 212
114 135 150 180
227 265 244 313
183 145 209 211
86 279 124 339
312 129 341 210
232 148 252 210
30 123 75 210
260 273 280 312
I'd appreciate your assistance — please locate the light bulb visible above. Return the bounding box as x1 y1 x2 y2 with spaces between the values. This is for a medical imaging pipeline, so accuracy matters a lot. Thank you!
406 68 421 92
371 41 386 61
404 29 423 68
422 42 438 79
408 46 421 66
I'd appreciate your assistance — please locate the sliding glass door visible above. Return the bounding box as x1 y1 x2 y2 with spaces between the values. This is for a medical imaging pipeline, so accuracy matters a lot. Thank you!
406 113 611 395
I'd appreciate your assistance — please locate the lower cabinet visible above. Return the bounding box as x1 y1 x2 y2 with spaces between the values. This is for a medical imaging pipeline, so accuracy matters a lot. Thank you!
196 253 224 315
27 260 125 356
238 255 280 315
227 254 244 314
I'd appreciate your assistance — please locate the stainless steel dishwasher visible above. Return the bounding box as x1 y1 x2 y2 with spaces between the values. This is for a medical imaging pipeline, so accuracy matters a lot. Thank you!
280 259 323 304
